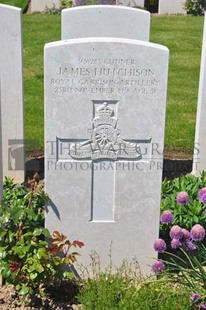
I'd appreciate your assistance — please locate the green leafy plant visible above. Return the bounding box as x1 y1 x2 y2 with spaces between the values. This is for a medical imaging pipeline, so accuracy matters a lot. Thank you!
59 0 73 9
153 222 206 308
144 0 158 13
160 172 206 240
44 5 61 15
78 252 191 310
184 0 206 15
0 176 84 303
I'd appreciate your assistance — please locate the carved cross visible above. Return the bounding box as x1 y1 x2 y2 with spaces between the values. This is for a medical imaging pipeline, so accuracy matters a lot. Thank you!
56 100 151 222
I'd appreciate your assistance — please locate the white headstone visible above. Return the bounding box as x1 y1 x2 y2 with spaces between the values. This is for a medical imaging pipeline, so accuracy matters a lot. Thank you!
116 0 144 8
158 0 185 15
31 0 59 12
45 37 169 274
61 5 150 41
0 4 24 183
0 84 3 201
0 85 2 287
193 15 206 175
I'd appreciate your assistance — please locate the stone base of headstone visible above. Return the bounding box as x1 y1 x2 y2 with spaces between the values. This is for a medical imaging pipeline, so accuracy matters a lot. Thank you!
158 0 186 15
31 0 60 12
116 0 144 8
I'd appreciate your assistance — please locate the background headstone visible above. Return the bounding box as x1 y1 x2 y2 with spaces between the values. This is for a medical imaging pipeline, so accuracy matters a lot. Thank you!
193 15 206 175
62 5 150 41
116 0 144 8
0 84 3 201
31 0 59 12
0 84 2 287
45 37 169 274
158 0 185 15
0 4 24 183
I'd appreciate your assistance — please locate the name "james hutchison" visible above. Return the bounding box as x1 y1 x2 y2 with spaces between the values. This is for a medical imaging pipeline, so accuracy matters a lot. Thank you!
57 67 155 77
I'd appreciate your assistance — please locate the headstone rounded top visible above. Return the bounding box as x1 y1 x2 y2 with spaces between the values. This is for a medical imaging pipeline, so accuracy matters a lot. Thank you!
61 5 150 41
0 3 21 12
45 37 169 53
63 5 150 14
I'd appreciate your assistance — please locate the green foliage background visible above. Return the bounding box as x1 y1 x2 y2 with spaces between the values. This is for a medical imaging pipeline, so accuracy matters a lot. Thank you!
0 0 28 10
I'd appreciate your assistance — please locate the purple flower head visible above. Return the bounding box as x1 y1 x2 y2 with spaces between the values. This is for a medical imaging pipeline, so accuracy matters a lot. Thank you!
199 304 206 310
99 0 114 4
201 193 206 204
190 224 205 241
171 238 181 249
176 191 189 205
153 239 167 252
160 210 174 224
181 228 191 241
151 261 165 275
74 0 84 6
198 187 206 201
185 240 197 251
169 225 183 240
190 293 201 302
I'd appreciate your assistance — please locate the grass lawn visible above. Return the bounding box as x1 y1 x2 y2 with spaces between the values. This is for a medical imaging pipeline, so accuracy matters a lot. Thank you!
0 0 28 9
23 14 204 154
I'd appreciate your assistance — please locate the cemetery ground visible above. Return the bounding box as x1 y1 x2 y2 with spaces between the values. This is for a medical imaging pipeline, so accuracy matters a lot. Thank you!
1 12 206 309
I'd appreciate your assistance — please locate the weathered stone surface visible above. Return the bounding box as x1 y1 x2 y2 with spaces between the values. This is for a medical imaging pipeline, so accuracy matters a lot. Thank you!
45 37 169 274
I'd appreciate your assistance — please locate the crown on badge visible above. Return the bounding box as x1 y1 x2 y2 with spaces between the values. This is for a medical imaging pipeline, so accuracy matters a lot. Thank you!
97 102 113 117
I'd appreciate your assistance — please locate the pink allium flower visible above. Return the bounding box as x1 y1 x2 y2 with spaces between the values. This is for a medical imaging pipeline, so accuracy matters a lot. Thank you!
153 239 167 252
198 187 206 201
181 228 191 241
160 210 174 224
151 261 165 274
169 225 183 239
201 193 206 204
185 241 197 251
190 224 205 241
190 293 201 302
176 191 189 205
171 238 181 249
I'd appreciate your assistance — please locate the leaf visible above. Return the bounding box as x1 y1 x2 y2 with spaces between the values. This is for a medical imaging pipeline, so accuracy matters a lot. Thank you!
73 240 84 248
34 263 44 273
0 227 6 238
30 272 38 280
42 228 51 238
10 207 24 223
19 285 30 295
63 271 74 279
52 231 67 244
33 228 43 236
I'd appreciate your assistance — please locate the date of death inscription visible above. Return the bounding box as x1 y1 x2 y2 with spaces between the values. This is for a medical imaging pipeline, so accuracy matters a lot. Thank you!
50 58 160 96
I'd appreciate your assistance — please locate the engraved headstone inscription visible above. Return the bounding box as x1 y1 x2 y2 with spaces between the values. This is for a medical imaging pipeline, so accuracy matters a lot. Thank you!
61 5 150 41
193 15 206 175
45 37 169 274
0 4 24 183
